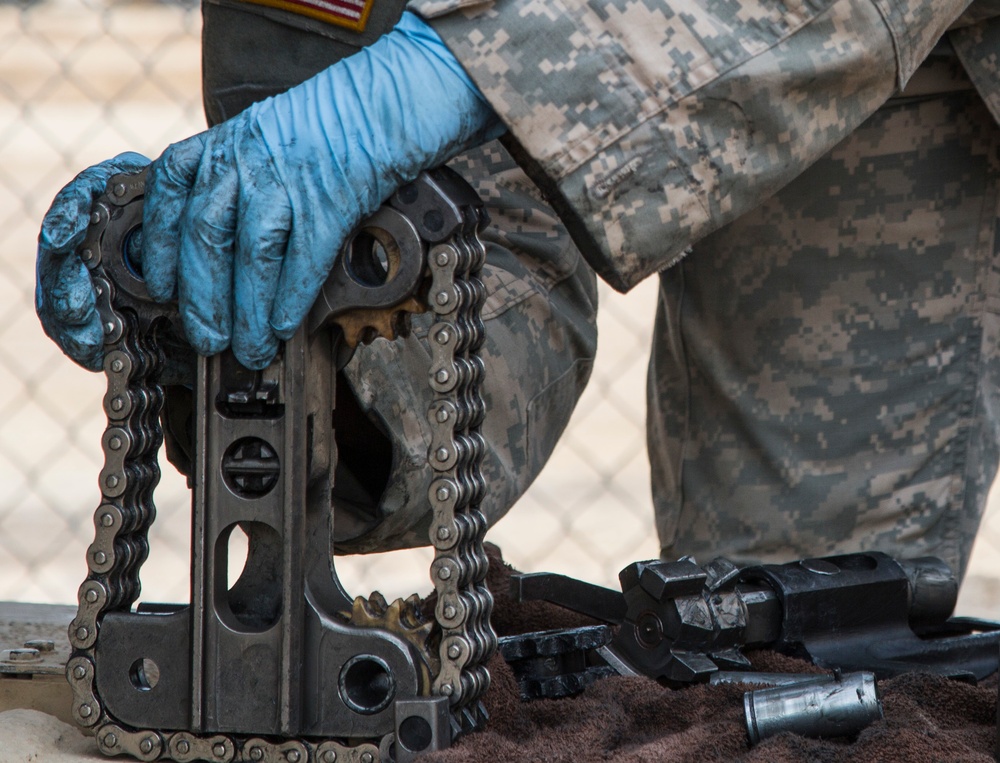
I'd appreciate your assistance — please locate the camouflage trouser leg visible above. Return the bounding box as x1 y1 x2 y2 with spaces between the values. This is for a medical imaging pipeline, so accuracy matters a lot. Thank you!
649 56 1000 578
336 142 598 553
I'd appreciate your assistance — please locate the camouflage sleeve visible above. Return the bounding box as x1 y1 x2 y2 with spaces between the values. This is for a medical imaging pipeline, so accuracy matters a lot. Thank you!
409 0 973 291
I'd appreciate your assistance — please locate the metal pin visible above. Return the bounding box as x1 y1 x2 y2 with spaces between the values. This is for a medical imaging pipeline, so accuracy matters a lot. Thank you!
79 704 92 718
111 397 124 411
105 475 119 489
213 744 228 758
435 447 450 462
176 740 190 754
109 437 122 451
81 248 93 262
435 369 450 385
91 212 101 225
73 665 87 679
101 512 114 527
113 183 126 197
436 486 450 501
437 527 451 541
435 291 450 306
249 747 264 761
323 752 337 763
436 407 449 423
111 359 123 373
436 329 451 344
286 751 301 763
94 551 107 564
436 251 450 267
85 589 99 603
104 733 118 748
444 605 457 619
104 321 115 335
438 567 452 580
448 644 461 659
76 626 89 641
139 737 154 754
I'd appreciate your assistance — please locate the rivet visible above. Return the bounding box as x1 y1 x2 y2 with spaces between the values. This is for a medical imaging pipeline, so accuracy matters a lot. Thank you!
438 567 452 580
444 605 457 619
213 743 227 758
111 397 124 412
104 733 118 748
323 752 337 763
113 183 126 197
95 284 103 296
90 212 101 224
249 747 264 761
448 644 461 659
360 753 374 763
436 329 450 344
111 359 124 373
100 512 114 527
94 551 107 564
76 626 89 641
436 408 449 423
139 737 154 754
85 588 99 603
435 291 450 306
73 665 87 679
437 527 451 541
81 248 93 262
435 447 450 462
436 486 450 501
435 369 450 384
104 321 115 335
109 437 122 451
440 683 453 696
176 740 190 754
436 251 450 267
79 703 92 717
286 751 301 763
105 475 119 489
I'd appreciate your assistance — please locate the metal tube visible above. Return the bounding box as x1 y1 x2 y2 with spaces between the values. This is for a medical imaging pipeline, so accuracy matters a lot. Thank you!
744 671 883 744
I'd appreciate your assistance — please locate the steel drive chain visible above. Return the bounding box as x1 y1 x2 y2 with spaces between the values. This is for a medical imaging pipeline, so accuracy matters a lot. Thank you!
66 170 496 762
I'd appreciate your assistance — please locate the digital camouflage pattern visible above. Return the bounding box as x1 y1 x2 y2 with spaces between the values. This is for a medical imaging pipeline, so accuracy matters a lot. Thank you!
650 54 1000 577
408 0 1000 576
414 0 974 291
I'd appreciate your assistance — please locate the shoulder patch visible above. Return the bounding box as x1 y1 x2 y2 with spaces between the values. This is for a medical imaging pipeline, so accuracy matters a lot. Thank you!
238 0 374 32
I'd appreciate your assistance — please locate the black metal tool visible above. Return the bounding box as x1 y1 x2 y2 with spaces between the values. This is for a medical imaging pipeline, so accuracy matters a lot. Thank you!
510 552 1000 692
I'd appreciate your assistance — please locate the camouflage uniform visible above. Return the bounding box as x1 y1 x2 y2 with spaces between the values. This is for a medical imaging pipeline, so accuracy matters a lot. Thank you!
405 0 1000 577
206 0 1000 576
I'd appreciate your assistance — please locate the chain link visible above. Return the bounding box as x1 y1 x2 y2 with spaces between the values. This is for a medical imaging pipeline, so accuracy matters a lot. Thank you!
69 169 496 760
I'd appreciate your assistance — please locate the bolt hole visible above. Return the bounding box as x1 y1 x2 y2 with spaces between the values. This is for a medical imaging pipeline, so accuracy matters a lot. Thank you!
346 230 399 288
339 655 395 715
129 658 159 691
398 716 433 753
123 227 144 279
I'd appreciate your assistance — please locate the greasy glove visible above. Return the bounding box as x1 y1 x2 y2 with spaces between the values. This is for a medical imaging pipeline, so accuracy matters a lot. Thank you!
142 11 503 369
36 152 151 370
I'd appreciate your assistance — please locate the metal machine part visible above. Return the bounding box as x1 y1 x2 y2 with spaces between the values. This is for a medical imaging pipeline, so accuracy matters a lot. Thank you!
66 167 496 762
511 552 1000 691
743 671 883 744
497 626 617 700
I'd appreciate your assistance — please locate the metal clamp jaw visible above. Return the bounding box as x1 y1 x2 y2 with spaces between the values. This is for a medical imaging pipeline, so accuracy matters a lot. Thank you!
67 167 495 763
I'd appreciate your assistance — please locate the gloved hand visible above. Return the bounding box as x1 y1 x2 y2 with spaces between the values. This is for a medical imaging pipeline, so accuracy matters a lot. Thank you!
142 10 503 369
36 152 151 370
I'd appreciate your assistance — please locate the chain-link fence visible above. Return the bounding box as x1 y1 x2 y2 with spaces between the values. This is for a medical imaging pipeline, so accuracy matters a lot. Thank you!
1 0 999 616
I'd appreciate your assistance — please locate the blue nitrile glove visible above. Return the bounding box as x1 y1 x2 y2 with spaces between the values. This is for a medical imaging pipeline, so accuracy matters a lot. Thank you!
36 152 151 370
142 11 503 369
